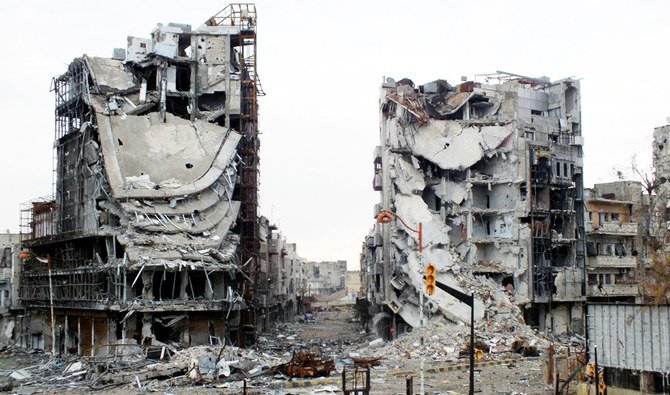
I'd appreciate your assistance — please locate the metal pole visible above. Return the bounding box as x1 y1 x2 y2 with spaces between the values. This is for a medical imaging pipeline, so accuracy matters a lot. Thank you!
47 255 57 356
418 223 424 395
594 345 599 395
469 292 475 395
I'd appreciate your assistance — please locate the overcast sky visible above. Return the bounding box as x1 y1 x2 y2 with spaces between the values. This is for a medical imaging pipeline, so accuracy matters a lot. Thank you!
1 1 668 270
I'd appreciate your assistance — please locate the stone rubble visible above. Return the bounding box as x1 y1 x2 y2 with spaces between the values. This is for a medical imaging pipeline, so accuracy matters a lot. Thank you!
0 305 580 393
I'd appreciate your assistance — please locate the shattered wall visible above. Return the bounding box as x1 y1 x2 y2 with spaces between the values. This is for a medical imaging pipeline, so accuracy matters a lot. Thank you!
362 73 586 334
18 4 270 354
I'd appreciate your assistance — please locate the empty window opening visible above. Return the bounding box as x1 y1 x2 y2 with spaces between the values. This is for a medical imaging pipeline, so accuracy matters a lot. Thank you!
187 272 207 299
422 188 440 211
146 69 158 91
166 97 190 119
154 271 182 300
175 66 191 92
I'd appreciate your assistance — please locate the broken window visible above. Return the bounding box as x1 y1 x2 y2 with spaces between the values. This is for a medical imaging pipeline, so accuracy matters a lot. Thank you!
586 242 597 257
615 243 627 257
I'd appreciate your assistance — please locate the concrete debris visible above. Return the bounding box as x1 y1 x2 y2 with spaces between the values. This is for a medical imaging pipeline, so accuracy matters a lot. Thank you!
9 368 31 381
0 307 558 393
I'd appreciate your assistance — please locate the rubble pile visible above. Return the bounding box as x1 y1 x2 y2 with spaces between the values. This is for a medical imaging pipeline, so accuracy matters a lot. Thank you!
0 307 579 393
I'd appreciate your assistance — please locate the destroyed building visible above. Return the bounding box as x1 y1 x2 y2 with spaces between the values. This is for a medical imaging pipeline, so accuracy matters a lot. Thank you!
303 260 348 295
17 4 273 354
585 181 643 302
257 217 306 329
361 72 586 335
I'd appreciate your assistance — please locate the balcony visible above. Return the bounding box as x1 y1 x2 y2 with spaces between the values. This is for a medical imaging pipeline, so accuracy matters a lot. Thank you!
372 172 382 191
588 255 637 269
588 283 639 297
589 221 638 236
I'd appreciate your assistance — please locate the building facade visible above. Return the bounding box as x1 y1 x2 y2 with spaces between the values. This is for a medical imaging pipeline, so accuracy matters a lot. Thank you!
362 73 586 334
585 181 643 302
18 5 268 354
258 218 305 327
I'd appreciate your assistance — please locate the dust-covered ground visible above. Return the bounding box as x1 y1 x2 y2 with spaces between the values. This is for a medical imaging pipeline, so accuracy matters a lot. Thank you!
0 306 555 394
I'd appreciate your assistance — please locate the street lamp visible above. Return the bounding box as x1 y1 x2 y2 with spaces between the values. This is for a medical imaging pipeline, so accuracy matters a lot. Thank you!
18 251 57 356
376 209 426 395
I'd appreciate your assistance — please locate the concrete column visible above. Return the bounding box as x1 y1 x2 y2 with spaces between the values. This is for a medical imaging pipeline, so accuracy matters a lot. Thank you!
141 271 154 301
181 313 190 345
64 315 70 356
108 318 117 357
141 313 153 345
90 318 95 357
77 317 82 356
179 271 189 300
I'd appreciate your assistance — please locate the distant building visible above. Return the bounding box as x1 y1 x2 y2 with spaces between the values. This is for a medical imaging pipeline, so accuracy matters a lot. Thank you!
303 260 347 295
260 219 305 325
